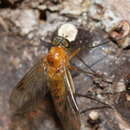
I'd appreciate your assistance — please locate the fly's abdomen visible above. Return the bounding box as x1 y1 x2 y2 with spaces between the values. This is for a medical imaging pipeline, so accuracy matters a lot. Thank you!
48 77 80 130
49 77 66 106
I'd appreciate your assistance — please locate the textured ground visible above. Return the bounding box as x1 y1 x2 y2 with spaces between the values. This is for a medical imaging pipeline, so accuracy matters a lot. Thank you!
0 0 130 130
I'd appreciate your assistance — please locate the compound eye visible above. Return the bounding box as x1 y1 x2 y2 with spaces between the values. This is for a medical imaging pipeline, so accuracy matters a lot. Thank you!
62 40 69 48
52 36 60 46
52 36 70 48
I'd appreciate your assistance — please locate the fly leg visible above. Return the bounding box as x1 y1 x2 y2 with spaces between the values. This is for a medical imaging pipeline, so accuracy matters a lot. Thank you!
69 48 81 60
69 48 112 84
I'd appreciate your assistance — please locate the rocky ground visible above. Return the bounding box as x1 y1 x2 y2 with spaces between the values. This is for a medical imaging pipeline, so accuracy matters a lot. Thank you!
0 0 130 130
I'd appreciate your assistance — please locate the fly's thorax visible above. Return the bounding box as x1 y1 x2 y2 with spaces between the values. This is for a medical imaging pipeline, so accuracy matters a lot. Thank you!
47 66 65 80
47 46 69 79
47 47 69 68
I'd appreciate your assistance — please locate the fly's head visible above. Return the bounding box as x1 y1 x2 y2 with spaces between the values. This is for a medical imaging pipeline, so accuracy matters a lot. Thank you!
52 36 70 48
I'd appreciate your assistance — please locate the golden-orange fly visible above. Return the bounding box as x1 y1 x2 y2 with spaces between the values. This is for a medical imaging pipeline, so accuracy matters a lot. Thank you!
9 36 81 130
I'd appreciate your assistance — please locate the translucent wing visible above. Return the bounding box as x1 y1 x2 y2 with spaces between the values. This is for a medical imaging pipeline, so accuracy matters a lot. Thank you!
64 68 79 112
9 57 48 113
63 68 81 130
52 67 81 130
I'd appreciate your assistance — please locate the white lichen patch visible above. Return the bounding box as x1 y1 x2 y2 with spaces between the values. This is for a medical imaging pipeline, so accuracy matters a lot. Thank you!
58 23 78 42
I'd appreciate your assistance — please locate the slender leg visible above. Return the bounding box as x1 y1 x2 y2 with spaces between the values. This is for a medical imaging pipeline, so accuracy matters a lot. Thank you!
75 93 111 107
69 48 81 60
69 65 97 78
69 64 112 84
75 93 112 114
81 106 112 114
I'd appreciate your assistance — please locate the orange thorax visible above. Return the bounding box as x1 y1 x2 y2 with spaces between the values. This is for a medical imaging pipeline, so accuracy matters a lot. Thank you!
47 46 69 80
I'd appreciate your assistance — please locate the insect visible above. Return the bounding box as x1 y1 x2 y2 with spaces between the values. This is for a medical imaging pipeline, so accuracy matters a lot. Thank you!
9 36 81 130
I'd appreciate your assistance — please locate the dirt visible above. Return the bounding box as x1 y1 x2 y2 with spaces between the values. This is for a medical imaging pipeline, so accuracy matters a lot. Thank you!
0 0 130 130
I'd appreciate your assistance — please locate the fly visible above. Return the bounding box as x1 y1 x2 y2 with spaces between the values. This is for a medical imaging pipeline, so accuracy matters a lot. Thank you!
9 36 81 130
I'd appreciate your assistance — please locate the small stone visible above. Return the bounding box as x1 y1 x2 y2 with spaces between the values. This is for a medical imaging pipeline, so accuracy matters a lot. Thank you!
126 94 130 101
109 20 130 48
116 79 126 92
89 111 99 121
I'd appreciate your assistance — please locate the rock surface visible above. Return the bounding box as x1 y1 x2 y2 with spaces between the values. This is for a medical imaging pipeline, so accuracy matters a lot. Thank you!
0 0 130 130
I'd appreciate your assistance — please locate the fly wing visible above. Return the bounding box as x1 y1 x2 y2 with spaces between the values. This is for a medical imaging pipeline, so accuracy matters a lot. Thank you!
61 68 81 130
64 68 79 112
9 57 48 113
